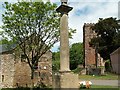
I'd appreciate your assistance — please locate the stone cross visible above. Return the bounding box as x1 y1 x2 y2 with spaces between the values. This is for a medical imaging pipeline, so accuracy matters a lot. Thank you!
56 1 73 72
55 2 79 89
60 13 70 71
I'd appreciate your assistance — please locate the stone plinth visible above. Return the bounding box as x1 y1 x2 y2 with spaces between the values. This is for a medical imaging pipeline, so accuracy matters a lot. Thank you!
53 72 79 90
60 72 79 89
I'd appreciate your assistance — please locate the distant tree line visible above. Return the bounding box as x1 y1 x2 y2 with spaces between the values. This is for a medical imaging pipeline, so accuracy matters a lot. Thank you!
52 42 83 71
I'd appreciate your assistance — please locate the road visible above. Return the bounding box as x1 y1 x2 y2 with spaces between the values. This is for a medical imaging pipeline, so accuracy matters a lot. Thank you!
91 80 119 86
79 80 119 86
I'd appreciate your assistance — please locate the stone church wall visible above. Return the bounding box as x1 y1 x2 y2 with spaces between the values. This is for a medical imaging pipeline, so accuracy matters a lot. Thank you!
83 23 104 67
0 50 52 88
83 23 96 67
0 53 15 88
13 61 31 87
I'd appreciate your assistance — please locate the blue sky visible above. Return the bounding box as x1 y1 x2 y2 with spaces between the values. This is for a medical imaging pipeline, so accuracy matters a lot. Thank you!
0 0 120 52
51 0 119 52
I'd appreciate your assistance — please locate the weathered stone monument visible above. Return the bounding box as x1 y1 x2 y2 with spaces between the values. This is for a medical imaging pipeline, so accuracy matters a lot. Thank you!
54 0 79 89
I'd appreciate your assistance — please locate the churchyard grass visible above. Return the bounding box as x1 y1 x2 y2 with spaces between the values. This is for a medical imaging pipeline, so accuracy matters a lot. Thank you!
79 72 118 80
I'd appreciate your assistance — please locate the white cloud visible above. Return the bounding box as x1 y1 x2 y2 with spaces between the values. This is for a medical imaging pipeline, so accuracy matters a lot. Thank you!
0 0 119 51
67 1 119 45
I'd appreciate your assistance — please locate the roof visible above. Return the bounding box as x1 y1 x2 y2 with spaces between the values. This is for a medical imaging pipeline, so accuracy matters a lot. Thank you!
110 47 120 55
0 44 16 53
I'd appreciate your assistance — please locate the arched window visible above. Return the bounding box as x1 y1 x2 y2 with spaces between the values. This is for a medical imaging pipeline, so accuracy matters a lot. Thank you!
2 75 4 82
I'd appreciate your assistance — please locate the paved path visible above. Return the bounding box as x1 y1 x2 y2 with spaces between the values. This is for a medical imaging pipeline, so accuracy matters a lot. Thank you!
91 80 118 86
79 80 119 86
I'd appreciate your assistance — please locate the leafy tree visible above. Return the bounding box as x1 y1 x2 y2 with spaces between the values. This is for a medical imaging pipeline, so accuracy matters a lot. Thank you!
0 31 15 45
90 17 120 60
0 38 9 44
1 1 75 87
2 1 59 87
52 42 83 71
52 51 60 72
70 42 83 70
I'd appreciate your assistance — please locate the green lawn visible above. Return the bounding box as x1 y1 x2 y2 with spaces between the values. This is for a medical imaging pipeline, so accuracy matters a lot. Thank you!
79 73 119 80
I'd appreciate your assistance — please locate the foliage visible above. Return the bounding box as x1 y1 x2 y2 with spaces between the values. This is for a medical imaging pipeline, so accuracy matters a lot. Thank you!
52 51 60 61
70 42 83 70
90 17 120 60
2 1 61 81
105 60 112 72
1 2 76 88
0 38 9 44
52 42 83 71
52 52 60 72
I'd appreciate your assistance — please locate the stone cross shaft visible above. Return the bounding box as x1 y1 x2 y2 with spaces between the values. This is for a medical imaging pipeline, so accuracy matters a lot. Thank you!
60 13 70 71
56 3 73 72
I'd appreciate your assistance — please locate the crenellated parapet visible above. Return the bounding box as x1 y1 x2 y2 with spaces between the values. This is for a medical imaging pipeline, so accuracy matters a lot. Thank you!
84 23 95 27
83 23 96 35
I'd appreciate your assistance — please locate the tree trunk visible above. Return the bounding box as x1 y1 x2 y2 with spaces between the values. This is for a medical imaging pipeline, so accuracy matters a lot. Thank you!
31 68 34 90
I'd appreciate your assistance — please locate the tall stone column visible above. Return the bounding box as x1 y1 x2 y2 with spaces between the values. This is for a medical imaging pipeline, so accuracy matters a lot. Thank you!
54 1 79 89
56 1 73 72
60 13 70 71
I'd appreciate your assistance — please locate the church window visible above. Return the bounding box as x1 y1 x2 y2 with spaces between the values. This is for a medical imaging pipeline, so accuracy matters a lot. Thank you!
2 75 4 82
34 72 38 77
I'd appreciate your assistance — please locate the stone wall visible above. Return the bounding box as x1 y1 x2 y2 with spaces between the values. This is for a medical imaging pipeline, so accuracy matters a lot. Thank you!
110 47 120 74
0 53 15 88
0 50 52 88
83 23 104 68
13 51 52 87
38 51 52 87
83 23 96 67
13 61 31 87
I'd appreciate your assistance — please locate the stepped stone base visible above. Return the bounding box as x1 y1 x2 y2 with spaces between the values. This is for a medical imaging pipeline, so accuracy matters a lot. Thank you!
53 71 79 90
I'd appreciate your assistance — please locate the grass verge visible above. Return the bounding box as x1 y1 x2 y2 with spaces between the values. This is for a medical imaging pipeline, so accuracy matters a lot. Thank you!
79 72 118 80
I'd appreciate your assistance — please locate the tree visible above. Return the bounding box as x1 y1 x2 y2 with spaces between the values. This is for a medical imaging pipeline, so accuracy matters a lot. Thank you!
0 38 9 44
70 42 83 70
52 42 83 71
90 17 120 60
1 1 75 87
2 1 59 87
52 51 60 72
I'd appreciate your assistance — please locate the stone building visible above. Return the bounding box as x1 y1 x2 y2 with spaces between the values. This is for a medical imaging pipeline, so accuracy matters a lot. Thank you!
110 47 120 74
83 23 104 68
0 44 52 88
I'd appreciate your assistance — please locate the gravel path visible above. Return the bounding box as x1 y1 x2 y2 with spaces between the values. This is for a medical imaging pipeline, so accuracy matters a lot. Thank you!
79 80 119 86
91 80 119 86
